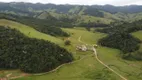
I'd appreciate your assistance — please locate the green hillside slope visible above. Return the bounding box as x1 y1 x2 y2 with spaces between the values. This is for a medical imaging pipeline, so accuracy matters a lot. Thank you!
10 28 142 80
0 19 63 45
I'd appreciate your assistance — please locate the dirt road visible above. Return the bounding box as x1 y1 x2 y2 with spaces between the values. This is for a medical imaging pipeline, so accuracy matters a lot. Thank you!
78 36 127 80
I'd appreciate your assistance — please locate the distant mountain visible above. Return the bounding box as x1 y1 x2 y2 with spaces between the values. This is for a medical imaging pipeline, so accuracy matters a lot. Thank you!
1 2 142 15
1 2 142 25
92 5 142 13
0 2 33 15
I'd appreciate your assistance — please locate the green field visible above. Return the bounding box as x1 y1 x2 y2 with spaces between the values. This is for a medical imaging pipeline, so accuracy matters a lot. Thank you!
132 30 142 52
132 31 142 40
1 19 142 80
0 19 63 45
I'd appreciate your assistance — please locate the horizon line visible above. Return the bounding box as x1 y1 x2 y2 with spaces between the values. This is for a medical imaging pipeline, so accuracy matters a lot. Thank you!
0 1 142 6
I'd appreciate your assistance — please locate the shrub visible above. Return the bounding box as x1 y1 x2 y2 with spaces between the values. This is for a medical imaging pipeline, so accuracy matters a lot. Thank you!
65 40 71 45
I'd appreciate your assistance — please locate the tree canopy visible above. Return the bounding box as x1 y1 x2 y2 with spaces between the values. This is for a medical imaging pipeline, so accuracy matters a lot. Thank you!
0 26 73 73
97 20 142 60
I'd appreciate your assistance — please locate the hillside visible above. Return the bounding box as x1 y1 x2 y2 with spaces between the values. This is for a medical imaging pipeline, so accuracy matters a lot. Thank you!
0 26 73 73
2 2 142 14
8 27 142 80
1 2 142 24
0 19 63 45
131 31 142 60
0 20 142 79
1 2 142 80
0 13 71 37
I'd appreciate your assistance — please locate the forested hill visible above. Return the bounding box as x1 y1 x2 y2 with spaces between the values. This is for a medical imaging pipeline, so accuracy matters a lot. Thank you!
0 13 70 37
91 5 142 13
1 2 142 15
97 20 142 60
0 26 73 73
1 2 142 13
1 2 142 25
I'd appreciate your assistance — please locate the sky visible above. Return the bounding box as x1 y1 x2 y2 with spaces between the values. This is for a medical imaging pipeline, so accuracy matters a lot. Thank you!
0 0 142 6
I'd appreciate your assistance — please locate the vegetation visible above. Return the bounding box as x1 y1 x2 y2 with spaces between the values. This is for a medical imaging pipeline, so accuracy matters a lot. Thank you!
2 2 142 15
0 3 33 16
36 26 70 37
1 2 142 80
84 7 104 17
84 69 117 80
78 22 109 28
98 32 141 53
131 31 142 60
0 13 70 37
96 20 142 34
0 26 73 73
13 28 142 80
97 20 142 60
64 40 71 45
0 19 63 45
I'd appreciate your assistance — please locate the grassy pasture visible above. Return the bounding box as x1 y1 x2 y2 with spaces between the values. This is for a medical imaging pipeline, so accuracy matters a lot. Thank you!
1 20 142 80
0 19 63 45
15 28 142 80
132 31 142 40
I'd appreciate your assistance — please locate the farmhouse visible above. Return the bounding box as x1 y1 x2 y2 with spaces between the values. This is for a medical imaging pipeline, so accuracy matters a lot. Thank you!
76 45 87 51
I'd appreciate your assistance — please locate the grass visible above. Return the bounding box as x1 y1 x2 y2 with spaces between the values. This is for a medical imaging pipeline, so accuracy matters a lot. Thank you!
97 47 142 80
15 27 142 80
132 30 142 51
15 55 104 80
132 31 142 40
14 27 119 80
78 15 113 24
0 19 63 45
62 28 106 44
1 20 142 80
61 28 106 60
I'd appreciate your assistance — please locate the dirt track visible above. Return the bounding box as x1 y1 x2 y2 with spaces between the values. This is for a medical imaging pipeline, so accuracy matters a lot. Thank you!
78 36 127 80
8 36 127 80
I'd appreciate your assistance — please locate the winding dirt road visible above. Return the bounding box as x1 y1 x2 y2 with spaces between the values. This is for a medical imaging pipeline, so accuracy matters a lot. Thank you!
78 36 127 80
8 36 128 80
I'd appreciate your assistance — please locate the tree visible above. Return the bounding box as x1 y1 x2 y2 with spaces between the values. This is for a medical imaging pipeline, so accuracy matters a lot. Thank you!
0 27 73 73
64 40 71 45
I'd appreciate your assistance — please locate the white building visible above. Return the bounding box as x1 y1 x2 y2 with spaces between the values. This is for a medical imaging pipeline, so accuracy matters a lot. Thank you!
76 45 87 51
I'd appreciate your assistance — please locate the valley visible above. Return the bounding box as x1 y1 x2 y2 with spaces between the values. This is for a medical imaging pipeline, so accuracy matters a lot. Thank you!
0 2 142 80
0 19 142 80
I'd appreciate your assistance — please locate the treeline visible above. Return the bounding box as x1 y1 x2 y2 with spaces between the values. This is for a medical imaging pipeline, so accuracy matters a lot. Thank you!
0 26 73 73
97 20 142 60
98 32 141 53
78 22 109 28
0 13 70 37
96 20 142 34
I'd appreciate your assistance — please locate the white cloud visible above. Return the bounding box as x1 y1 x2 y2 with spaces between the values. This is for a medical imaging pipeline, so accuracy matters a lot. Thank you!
0 0 142 6
126 0 142 5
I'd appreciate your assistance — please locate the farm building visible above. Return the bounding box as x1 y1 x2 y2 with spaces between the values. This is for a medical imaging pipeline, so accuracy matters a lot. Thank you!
76 45 87 51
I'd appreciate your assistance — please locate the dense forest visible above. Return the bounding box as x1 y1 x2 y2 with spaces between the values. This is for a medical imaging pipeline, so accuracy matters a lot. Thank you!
0 26 73 73
98 32 141 53
96 20 142 34
97 20 142 60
